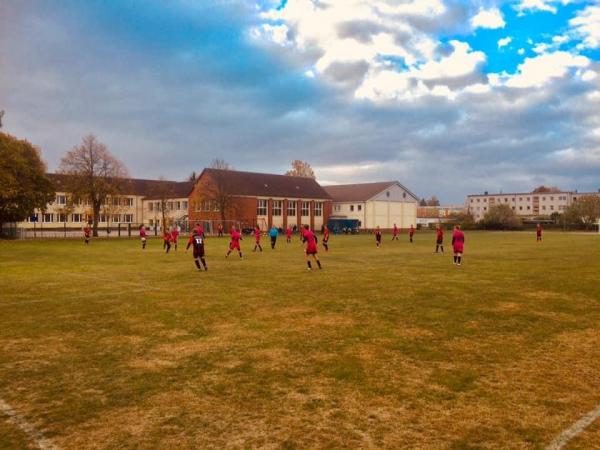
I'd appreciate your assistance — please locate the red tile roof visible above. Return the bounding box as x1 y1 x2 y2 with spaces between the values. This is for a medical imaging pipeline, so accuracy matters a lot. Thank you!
199 169 332 199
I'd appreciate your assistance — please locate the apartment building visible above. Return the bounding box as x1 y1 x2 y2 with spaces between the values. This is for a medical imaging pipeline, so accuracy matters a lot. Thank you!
466 190 600 221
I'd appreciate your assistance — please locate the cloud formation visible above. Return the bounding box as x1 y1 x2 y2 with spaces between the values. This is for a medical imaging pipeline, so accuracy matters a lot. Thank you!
0 0 599 203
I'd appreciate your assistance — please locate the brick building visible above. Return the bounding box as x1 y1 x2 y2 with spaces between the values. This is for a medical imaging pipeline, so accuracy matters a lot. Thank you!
188 169 332 231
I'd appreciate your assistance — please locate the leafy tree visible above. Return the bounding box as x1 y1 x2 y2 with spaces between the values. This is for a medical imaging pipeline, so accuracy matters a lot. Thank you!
0 132 55 233
426 196 440 206
482 204 522 230
532 185 561 193
285 160 315 178
448 211 476 229
563 196 600 230
58 135 129 236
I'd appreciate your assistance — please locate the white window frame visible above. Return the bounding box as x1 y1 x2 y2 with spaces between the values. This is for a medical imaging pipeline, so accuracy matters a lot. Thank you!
272 200 282 216
57 213 67 223
43 213 53 223
112 214 121 223
72 213 82 223
315 202 322 217
56 195 66 205
287 200 296 216
123 214 133 223
301 201 310 217
257 199 268 216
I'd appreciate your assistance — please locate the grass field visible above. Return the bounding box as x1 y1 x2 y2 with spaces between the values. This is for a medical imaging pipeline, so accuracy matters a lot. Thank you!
1 231 600 449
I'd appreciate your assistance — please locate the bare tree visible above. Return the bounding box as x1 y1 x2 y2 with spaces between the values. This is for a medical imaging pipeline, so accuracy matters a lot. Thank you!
188 171 197 182
285 160 315 178
58 135 129 236
211 158 232 171
0 111 5 129
190 159 237 229
150 177 176 231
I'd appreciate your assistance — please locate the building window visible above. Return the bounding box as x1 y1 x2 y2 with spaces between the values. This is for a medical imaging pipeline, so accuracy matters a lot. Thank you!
149 203 154 212
183 201 188 210
483 198 487 202
43 213 53 223
112 197 120 206
550 196 554 201
519 197 523 201
57 213 67 223
72 213 82 223
301 201 310 216
168 201 174 211
272 200 282 216
402 192 406 199
542 206 546 211
112 214 121 223
542 197 546 201
287 201 296 216
527 206 531 210
386 191 390 197
470 199 473 203
123 214 133 223
315 202 322 217
550 205 554 211
350 205 354 212
519 206 523 210
99 214 107 223
484 207 487 211
123 197 133 207
56 195 66 205
357 205 362 211
477 199 480 202
257 199 268 216
176 201 181 210
527 197 531 201
213 201 219 212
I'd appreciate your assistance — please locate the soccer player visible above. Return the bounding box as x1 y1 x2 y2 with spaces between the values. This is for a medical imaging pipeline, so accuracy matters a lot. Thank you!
139 224 147 249
409 224 415 243
536 223 543 242
452 225 465 266
186 230 207 271
322 225 330 251
285 226 293 243
217 223 224 237
195 224 205 239
171 226 180 251
269 226 278 249
163 229 172 253
83 224 91 244
375 226 382 248
435 224 444 253
303 225 321 270
392 223 399 241
253 225 263 252
226 226 243 258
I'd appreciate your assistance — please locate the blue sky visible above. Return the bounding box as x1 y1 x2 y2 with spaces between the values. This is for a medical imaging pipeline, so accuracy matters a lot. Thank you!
1 0 599 202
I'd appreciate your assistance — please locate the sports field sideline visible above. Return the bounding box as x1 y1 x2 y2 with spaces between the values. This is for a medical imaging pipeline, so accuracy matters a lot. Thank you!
1 231 599 449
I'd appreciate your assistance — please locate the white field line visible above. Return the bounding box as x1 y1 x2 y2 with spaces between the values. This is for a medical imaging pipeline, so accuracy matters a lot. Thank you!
547 403 600 449
0 398 58 450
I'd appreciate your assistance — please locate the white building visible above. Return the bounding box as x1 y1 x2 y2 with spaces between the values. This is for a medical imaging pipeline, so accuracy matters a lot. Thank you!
466 189 600 222
324 181 418 230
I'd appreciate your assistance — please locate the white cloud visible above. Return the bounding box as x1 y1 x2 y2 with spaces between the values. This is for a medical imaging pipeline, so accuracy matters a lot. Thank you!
498 37 512 49
516 0 557 14
518 48 525 55
505 51 590 88
471 8 505 29
569 5 600 49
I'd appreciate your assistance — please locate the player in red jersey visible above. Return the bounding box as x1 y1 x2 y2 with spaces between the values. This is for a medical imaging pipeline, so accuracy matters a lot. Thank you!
303 225 321 270
171 226 180 251
536 223 543 242
451 225 465 266
139 224 147 249
435 224 444 253
392 223 399 241
226 226 243 258
253 225 263 252
409 224 415 243
195 224 206 239
285 226 293 243
322 225 330 251
83 225 91 244
217 223 224 237
163 230 172 253
375 226 382 248
186 230 207 271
